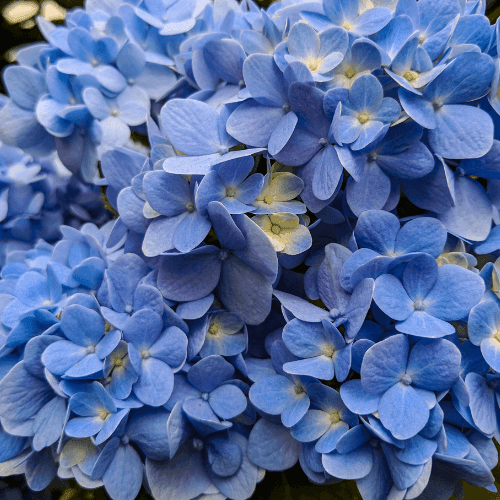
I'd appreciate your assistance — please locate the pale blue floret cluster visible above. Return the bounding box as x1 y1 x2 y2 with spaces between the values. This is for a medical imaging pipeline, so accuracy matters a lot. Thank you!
3 0 500 499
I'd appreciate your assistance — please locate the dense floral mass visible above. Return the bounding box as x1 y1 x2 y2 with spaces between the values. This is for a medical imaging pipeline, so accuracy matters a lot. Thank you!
2 0 500 499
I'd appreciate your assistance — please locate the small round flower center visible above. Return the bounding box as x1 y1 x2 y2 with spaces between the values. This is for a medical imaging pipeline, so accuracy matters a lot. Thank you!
226 186 237 197
271 225 281 235
404 71 419 82
368 152 378 161
105 322 113 333
219 146 229 155
219 249 229 261
342 22 352 30
192 438 204 450
432 100 443 111
329 308 341 320
238 79 245 87
322 345 335 358
121 435 130 445
98 409 109 420
345 67 356 79
330 411 340 424
125 304 133 314
306 58 321 72
186 202 195 212
110 108 119 117
128 78 135 85
318 137 328 146
495 329 500 342
413 300 425 311
113 357 123 367
418 34 426 44
42 299 53 306
294 383 306 395
69 97 78 105
400 374 412 386
208 323 219 336
87 345 96 353
358 112 370 124
141 350 150 359
264 195 274 205
90 58 99 67
201 392 209 401
283 102 291 112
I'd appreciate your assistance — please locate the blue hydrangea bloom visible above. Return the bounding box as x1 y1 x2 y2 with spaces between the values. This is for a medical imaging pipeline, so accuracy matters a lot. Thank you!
373 254 485 337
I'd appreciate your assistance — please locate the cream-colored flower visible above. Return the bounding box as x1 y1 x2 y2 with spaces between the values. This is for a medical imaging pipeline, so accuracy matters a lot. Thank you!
252 213 312 255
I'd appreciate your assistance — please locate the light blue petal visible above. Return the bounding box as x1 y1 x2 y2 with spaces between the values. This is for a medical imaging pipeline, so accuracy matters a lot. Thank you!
209 384 247 420
247 418 299 471
428 105 494 160
160 99 220 156
249 374 296 415
102 444 143 500
425 264 485 321
406 338 461 391
322 447 373 480
378 382 429 440
373 275 414 321
134 357 174 406
360 334 409 394
340 379 381 415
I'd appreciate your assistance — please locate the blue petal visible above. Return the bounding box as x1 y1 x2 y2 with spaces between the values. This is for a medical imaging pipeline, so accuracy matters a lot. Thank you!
123 309 163 350
406 338 461 391
188 355 234 393
378 382 429 440
247 418 299 471
429 105 494 160
157 246 222 302
134 357 174 407
340 379 381 415
248 374 296 415
209 384 247 420
360 334 409 394
146 443 210 500
103 444 143 500
425 264 485 321
322 447 373 480
160 99 220 156
143 170 191 217
61 304 104 347
243 54 287 107
373 275 414 321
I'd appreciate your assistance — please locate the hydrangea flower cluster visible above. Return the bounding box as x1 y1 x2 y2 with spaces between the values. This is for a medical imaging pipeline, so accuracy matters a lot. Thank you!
3 0 500 499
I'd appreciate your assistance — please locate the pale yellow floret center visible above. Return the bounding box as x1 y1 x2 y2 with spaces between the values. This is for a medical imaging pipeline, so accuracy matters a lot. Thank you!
208 322 219 336
226 186 237 197
98 409 109 420
404 71 419 82
186 202 195 212
358 112 370 124
342 21 352 30
271 224 281 235
264 194 274 205
113 357 123 367
306 57 321 72
330 411 341 424
494 329 500 342
345 67 356 79
322 345 335 358
418 34 426 44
